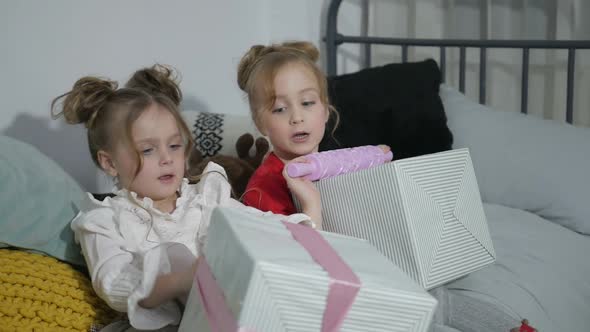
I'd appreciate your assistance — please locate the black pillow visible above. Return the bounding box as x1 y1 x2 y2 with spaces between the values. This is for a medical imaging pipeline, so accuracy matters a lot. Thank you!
320 59 453 160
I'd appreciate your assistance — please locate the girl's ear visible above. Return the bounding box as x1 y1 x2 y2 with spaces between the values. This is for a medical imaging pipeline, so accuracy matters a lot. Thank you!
97 150 118 177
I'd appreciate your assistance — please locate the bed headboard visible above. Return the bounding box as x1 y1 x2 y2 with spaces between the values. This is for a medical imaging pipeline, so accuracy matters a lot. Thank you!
325 0 590 124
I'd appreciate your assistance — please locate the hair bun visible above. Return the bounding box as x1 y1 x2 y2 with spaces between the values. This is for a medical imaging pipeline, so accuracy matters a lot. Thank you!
126 64 182 106
237 45 268 91
51 77 117 127
280 41 319 62
237 41 320 92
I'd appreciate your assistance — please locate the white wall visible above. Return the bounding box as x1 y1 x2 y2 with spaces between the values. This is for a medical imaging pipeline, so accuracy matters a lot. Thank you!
0 0 327 192
3 0 588 192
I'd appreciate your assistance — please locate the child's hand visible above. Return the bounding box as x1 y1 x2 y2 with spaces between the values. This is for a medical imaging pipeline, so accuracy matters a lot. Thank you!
378 144 391 154
177 259 198 295
377 144 393 163
283 157 322 229
139 257 198 309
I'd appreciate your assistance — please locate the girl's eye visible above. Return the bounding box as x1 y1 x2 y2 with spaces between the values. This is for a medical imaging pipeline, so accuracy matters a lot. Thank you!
302 100 316 107
142 148 154 155
170 144 182 150
272 107 286 114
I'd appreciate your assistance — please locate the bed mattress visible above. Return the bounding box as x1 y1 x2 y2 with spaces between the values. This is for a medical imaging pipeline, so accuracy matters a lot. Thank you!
431 203 590 331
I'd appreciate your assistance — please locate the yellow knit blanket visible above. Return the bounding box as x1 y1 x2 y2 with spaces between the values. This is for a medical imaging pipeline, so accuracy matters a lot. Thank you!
0 249 120 331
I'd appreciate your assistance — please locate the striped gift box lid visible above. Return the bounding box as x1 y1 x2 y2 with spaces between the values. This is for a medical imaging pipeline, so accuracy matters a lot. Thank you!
315 148 496 289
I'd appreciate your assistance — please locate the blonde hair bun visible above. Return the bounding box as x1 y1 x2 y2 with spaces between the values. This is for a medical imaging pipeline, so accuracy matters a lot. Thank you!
237 41 319 91
125 64 182 106
52 77 117 128
281 41 319 62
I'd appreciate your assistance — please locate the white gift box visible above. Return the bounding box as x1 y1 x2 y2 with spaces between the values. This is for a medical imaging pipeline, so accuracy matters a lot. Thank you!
315 148 496 290
179 207 437 332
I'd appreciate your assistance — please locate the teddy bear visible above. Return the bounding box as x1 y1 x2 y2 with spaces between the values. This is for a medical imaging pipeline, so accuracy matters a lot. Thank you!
187 133 269 199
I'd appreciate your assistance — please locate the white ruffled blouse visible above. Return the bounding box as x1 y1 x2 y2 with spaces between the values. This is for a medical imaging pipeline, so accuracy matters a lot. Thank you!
71 162 310 330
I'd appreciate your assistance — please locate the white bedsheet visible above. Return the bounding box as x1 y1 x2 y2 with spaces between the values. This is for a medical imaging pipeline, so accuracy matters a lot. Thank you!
435 203 590 331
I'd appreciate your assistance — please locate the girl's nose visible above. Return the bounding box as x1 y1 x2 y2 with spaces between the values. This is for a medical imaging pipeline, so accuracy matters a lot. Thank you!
160 150 173 165
290 109 304 125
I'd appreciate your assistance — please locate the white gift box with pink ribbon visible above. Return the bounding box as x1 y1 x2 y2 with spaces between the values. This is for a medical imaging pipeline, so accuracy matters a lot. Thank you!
179 207 437 332
314 148 496 290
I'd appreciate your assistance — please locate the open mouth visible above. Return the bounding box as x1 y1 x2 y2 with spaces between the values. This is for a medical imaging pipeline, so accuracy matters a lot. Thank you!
158 174 175 182
292 131 310 142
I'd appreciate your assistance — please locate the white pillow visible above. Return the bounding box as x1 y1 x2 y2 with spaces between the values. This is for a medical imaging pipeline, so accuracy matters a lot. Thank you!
441 84 590 235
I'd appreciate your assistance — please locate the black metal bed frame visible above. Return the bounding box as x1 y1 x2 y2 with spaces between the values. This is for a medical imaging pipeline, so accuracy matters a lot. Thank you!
325 0 590 124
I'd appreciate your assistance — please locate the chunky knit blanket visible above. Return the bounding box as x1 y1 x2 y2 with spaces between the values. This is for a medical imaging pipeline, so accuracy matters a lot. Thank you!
0 249 120 331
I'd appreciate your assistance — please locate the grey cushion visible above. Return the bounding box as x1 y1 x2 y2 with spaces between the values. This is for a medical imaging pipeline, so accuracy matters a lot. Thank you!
0 135 86 265
441 85 590 235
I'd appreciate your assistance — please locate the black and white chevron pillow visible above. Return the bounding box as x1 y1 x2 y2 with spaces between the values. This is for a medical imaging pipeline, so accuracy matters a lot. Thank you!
181 111 264 158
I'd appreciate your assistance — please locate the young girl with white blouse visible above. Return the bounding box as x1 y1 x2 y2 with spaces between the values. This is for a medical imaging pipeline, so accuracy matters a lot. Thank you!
52 65 315 330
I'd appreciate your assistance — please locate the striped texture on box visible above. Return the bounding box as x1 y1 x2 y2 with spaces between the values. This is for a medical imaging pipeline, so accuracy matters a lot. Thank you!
180 207 437 332
317 148 496 290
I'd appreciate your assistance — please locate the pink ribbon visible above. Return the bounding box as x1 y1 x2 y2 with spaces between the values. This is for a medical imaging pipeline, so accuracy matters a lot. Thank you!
282 221 361 332
195 257 254 332
195 222 361 332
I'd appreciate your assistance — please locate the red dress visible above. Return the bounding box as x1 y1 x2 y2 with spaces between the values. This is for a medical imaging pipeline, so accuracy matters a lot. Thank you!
242 152 297 215
519 322 536 332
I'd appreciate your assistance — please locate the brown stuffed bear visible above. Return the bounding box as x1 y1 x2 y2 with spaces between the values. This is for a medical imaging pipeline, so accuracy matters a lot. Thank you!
187 133 269 199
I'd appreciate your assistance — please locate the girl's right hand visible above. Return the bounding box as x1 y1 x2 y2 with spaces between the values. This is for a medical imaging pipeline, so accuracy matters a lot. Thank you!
138 257 198 309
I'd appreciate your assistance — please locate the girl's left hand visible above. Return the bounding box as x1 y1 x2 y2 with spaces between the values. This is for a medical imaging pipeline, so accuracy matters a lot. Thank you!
283 157 322 229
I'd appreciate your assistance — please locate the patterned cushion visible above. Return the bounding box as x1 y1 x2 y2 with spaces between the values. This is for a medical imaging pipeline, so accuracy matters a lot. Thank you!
182 111 266 158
